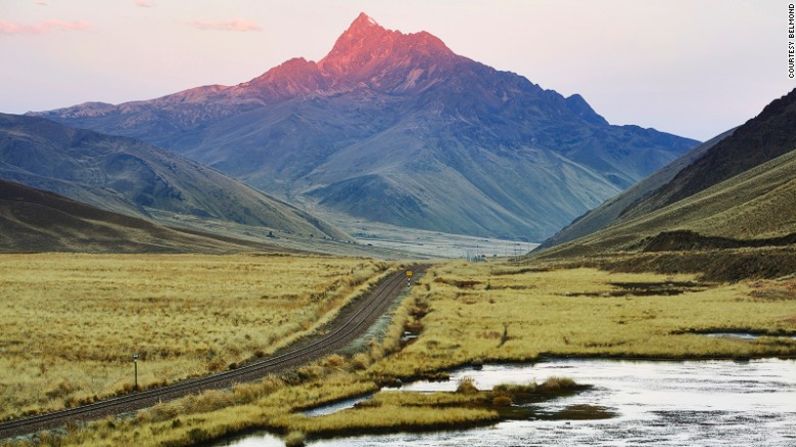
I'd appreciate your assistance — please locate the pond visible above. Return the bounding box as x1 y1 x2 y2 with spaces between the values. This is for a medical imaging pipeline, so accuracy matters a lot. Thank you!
218 358 796 446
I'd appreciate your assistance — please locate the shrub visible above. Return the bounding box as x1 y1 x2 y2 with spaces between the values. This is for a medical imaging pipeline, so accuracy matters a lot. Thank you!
369 342 385 361
284 431 306 447
351 353 371 370
493 382 536 394
491 395 513 407
404 320 423 333
186 389 233 413
541 376 576 392
231 377 282 403
456 377 478 394
187 427 210 443
323 354 346 368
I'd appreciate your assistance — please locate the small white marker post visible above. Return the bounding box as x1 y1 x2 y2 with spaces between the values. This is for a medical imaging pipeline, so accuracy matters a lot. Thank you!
132 353 139 391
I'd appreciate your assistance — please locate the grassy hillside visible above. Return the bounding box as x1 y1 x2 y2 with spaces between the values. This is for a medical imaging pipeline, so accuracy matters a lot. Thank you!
540 128 735 249
536 147 796 260
0 113 346 241
0 180 291 253
634 89 796 214
534 89 796 280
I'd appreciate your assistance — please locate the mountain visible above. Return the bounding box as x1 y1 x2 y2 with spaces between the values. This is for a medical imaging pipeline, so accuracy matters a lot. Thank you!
539 128 736 249
0 179 289 253
620 89 796 219
535 89 796 259
0 113 345 240
32 13 699 241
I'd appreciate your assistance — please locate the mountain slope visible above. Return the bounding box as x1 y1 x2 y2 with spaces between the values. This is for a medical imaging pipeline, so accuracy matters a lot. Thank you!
539 128 736 249
0 113 345 240
612 89 796 223
0 179 287 253
537 147 796 259
33 13 698 241
535 89 796 259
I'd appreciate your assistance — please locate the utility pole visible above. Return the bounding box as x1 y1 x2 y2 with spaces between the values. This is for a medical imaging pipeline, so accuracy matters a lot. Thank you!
132 353 139 391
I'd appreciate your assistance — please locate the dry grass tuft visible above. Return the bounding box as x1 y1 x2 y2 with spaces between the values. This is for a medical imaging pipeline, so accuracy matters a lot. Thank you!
284 431 306 447
456 377 478 394
540 376 577 392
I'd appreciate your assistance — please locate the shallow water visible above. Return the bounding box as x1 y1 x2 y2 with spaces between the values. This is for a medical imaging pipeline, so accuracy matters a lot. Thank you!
302 394 373 417
218 358 796 447
703 332 796 340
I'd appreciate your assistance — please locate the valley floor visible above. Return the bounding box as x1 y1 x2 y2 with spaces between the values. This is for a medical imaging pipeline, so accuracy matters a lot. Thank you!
313 212 539 258
2 256 795 446
0 253 389 421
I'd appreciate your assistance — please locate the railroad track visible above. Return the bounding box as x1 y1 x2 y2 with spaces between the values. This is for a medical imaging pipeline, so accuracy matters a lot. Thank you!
0 265 427 439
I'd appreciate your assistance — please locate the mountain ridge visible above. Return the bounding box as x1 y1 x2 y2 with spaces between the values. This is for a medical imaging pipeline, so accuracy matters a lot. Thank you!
0 113 345 240
0 179 290 253
534 88 796 258
538 127 737 249
31 13 699 240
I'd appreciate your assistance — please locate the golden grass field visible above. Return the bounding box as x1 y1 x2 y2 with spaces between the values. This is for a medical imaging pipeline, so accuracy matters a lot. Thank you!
4 259 796 447
372 262 796 377
0 253 388 420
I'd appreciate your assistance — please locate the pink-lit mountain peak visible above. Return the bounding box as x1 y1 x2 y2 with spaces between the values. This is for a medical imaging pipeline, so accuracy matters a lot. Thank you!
319 12 455 78
343 12 384 36
243 13 458 96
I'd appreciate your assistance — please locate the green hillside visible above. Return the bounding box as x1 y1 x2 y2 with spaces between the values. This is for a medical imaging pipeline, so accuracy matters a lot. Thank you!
0 113 346 241
0 179 288 253
531 89 796 280
536 147 796 259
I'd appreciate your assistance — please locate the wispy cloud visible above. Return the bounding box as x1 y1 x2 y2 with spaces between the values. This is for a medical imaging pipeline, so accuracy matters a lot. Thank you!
34 0 48 6
0 19 90 35
134 0 153 7
188 19 262 32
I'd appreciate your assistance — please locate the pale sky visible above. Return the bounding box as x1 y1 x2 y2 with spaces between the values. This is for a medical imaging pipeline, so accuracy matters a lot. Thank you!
0 0 792 140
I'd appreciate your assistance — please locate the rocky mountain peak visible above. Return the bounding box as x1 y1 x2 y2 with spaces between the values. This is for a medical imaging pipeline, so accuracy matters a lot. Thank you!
318 12 455 83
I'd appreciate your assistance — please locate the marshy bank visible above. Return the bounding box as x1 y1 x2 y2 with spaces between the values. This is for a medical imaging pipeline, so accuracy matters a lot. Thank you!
220 358 796 447
15 263 796 447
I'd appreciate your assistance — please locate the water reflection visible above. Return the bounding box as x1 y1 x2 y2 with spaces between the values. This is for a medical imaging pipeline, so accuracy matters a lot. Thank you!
702 332 796 341
219 358 796 447
302 394 373 417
